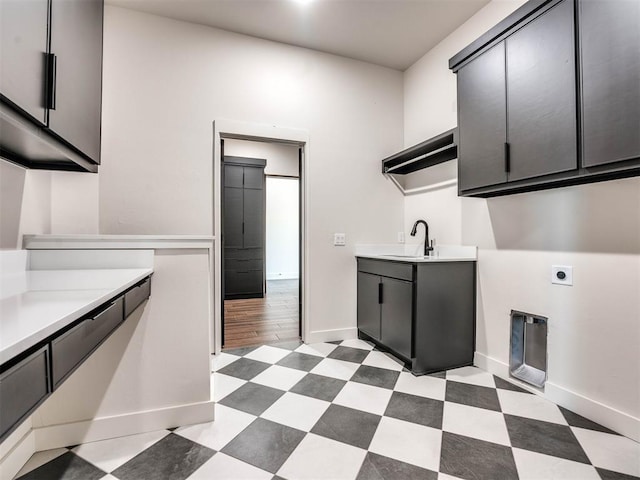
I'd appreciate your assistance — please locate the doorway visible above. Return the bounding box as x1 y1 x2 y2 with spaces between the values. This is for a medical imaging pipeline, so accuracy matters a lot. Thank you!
220 138 302 350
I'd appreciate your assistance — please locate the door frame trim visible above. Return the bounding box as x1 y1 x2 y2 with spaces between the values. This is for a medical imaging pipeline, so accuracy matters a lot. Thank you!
212 120 309 353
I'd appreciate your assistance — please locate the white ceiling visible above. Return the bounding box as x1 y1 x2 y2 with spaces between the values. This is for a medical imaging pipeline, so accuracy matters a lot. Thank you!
105 0 490 71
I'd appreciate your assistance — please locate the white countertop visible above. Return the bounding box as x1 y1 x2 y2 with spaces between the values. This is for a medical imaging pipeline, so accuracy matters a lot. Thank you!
0 250 153 365
355 244 477 263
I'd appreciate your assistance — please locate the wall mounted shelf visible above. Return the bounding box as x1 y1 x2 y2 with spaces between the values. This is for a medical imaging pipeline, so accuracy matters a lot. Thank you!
382 128 458 175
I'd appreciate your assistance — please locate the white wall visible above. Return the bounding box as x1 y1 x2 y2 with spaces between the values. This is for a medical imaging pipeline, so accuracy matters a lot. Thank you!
403 0 640 440
0 160 99 249
100 6 405 340
266 177 299 280
224 139 300 178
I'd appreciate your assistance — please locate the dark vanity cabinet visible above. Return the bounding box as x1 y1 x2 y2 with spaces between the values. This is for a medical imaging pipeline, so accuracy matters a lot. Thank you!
0 0 103 171
451 0 640 197
357 258 476 374
223 157 266 299
357 260 413 360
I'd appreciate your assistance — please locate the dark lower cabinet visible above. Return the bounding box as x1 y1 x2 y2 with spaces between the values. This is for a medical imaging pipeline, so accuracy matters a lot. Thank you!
357 270 413 360
0 275 151 442
0 346 50 442
52 296 124 388
356 258 476 374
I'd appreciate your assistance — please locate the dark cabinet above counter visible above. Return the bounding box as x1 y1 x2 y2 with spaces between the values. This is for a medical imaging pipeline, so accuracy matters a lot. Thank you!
450 0 640 198
0 0 104 172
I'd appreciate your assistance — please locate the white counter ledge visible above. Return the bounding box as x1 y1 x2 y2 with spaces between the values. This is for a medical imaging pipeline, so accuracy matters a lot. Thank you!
355 244 477 262
23 234 214 250
0 250 153 365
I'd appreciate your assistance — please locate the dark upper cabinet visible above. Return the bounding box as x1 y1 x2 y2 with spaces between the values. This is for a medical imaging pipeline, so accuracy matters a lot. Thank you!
455 0 577 194
457 43 507 191
47 0 104 164
580 0 640 168
0 0 49 125
0 0 103 171
450 0 640 197
505 0 576 181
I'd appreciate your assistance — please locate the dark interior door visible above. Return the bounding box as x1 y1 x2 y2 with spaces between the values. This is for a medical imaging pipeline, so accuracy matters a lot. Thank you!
357 272 381 341
580 0 640 168
457 43 507 191
48 0 103 163
0 0 49 124
381 277 413 360
506 0 577 181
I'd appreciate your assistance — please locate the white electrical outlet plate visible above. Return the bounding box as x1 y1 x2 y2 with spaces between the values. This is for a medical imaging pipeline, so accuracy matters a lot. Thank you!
333 233 346 246
398 232 405 243
552 265 573 286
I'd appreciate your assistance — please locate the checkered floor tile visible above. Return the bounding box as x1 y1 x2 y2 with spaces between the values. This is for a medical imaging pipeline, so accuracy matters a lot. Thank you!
15 340 640 480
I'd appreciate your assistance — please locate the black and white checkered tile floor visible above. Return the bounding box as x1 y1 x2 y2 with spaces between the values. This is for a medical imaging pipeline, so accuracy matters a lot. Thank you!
16 339 640 479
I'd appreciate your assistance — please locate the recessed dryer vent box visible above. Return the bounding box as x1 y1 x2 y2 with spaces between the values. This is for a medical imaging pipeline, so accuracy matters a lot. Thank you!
510 310 548 388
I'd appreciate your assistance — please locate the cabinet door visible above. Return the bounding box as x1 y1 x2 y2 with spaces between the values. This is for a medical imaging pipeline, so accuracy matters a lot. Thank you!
224 187 243 248
457 43 507 191
243 166 264 189
0 346 50 441
357 272 381 340
224 164 244 188
506 0 577 181
580 0 640 168
381 277 413 359
48 0 103 163
0 0 49 124
243 188 264 249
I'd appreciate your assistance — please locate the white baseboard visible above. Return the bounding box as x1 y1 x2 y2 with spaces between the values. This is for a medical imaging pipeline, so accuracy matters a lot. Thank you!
266 273 299 280
306 327 357 344
474 352 639 442
545 382 640 443
0 422 36 480
34 400 215 452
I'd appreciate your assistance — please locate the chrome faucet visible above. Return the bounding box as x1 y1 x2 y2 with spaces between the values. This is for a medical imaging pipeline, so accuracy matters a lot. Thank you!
410 219 434 256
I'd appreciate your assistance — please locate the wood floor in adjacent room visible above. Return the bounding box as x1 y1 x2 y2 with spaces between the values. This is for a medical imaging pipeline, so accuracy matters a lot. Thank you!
223 279 299 349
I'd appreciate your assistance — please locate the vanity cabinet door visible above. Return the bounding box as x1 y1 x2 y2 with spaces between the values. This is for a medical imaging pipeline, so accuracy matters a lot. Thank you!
357 272 381 341
380 277 413 360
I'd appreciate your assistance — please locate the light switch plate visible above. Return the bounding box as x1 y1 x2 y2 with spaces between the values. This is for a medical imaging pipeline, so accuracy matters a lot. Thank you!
333 233 346 246
552 265 573 286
